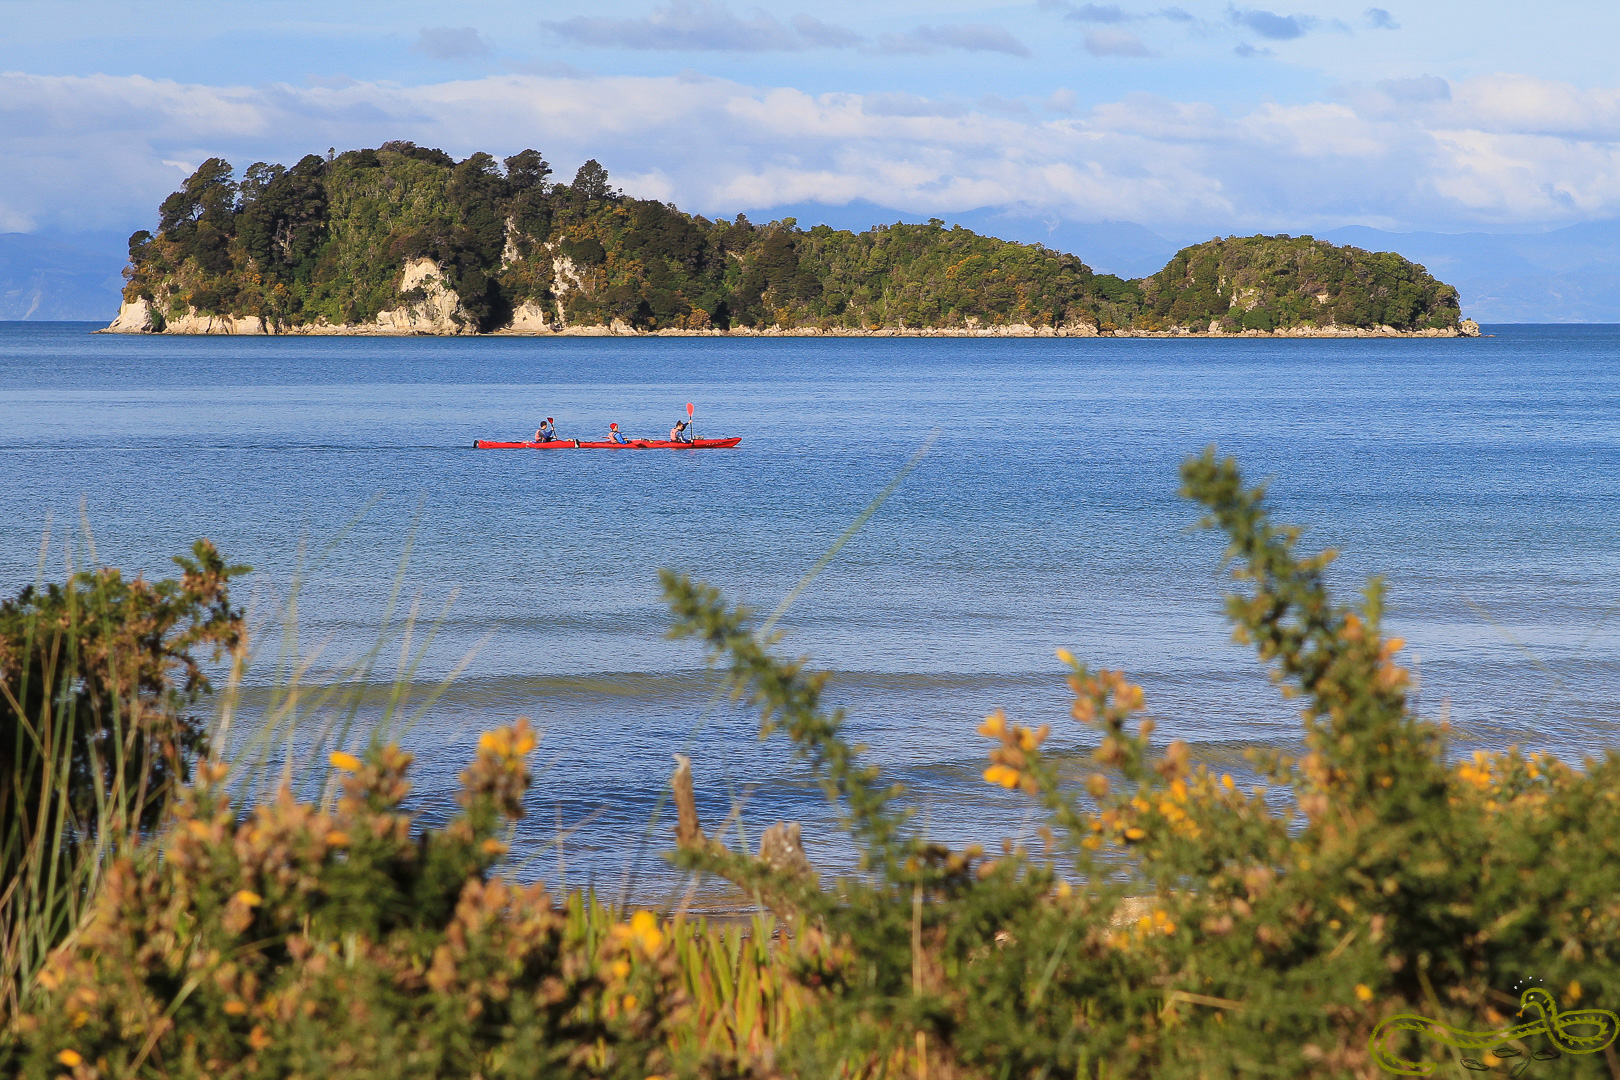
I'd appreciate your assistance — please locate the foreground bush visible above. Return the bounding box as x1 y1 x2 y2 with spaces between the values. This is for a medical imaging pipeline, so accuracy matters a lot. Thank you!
11 721 701 1079
8 450 1620 1077
663 448 1620 1078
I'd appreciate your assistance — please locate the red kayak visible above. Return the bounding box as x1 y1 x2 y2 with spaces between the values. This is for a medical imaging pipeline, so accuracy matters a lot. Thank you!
474 437 742 450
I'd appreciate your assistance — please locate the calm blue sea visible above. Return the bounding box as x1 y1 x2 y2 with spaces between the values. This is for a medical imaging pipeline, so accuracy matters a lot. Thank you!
3 323 1617 898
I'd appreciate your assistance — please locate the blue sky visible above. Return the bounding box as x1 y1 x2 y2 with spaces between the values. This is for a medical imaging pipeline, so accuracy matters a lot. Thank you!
4 0 1619 240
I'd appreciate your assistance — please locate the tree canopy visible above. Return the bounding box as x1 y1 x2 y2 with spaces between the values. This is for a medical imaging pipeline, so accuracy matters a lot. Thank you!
122 148 1464 334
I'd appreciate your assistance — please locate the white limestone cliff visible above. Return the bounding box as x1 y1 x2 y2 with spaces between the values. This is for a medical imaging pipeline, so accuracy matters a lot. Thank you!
370 258 473 334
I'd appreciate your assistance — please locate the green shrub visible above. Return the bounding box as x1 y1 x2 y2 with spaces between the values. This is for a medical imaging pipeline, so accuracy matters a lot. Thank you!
0 540 247 1015
11 724 696 1079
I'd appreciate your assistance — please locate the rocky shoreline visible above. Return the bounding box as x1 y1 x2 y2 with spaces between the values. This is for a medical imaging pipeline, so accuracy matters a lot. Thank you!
101 298 1481 340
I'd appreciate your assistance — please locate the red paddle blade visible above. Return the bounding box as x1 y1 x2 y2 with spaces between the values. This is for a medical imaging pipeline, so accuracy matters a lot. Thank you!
686 402 695 417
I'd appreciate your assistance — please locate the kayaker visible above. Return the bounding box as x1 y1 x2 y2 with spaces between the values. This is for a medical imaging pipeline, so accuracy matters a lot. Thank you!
670 420 692 443
535 417 556 442
608 423 629 444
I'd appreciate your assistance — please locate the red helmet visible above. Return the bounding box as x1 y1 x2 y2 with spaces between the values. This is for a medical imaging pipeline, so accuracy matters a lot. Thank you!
610 423 618 430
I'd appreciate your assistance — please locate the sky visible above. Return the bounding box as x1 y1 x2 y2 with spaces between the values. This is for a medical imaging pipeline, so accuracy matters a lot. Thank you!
3 0 1620 243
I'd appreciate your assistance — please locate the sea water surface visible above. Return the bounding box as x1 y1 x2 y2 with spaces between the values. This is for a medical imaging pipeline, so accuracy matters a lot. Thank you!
2 323 1617 898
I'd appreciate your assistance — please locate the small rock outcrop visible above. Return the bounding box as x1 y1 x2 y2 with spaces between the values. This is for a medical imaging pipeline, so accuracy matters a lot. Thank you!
104 296 158 333
370 258 473 335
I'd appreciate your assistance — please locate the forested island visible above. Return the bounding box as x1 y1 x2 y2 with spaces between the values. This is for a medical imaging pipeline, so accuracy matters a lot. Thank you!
106 144 1476 337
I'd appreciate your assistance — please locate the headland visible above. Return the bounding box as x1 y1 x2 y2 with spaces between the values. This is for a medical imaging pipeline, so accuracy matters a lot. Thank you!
104 144 1478 339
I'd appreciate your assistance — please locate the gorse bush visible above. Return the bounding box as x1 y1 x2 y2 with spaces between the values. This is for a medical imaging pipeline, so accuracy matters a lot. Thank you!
12 724 696 1079
8 451 1619 1078
660 448 1619 1078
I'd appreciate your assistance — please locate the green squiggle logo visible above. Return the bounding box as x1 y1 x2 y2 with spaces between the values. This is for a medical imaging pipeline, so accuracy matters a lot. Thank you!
1369 988 1618 1075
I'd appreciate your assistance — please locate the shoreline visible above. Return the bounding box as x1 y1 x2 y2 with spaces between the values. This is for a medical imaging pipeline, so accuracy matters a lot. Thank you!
97 307 1483 340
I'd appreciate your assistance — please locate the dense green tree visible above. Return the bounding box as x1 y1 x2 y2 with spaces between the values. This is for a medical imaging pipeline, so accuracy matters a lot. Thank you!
503 149 552 190
571 159 615 200
157 158 237 234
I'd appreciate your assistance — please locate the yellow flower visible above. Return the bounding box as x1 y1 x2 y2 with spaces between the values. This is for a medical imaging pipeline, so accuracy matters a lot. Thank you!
328 751 362 772
1055 648 1076 665
57 1049 83 1067
325 830 350 847
983 765 1021 789
976 711 1007 738
611 959 631 980
1124 827 1146 841
1221 774 1235 791
481 838 508 856
1355 984 1374 1002
224 1000 248 1015
234 890 263 908
1568 980 1583 1003
630 910 664 953
248 1025 271 1050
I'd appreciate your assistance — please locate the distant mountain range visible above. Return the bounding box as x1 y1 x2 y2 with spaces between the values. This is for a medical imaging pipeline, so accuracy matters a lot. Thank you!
0 231 129 320
6 204 1620 324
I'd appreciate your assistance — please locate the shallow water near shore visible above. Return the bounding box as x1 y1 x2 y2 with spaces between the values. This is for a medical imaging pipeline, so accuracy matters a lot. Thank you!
3 323 1618 900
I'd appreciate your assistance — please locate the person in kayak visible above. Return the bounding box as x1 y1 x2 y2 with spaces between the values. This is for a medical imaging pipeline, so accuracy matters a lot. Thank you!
535 417 556 442
670 420 692 443
608 423 629 444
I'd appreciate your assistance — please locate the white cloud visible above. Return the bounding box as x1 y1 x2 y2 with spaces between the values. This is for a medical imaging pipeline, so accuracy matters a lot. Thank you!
7 69 1620 235
1084 29 1154 57
790 14 862 49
